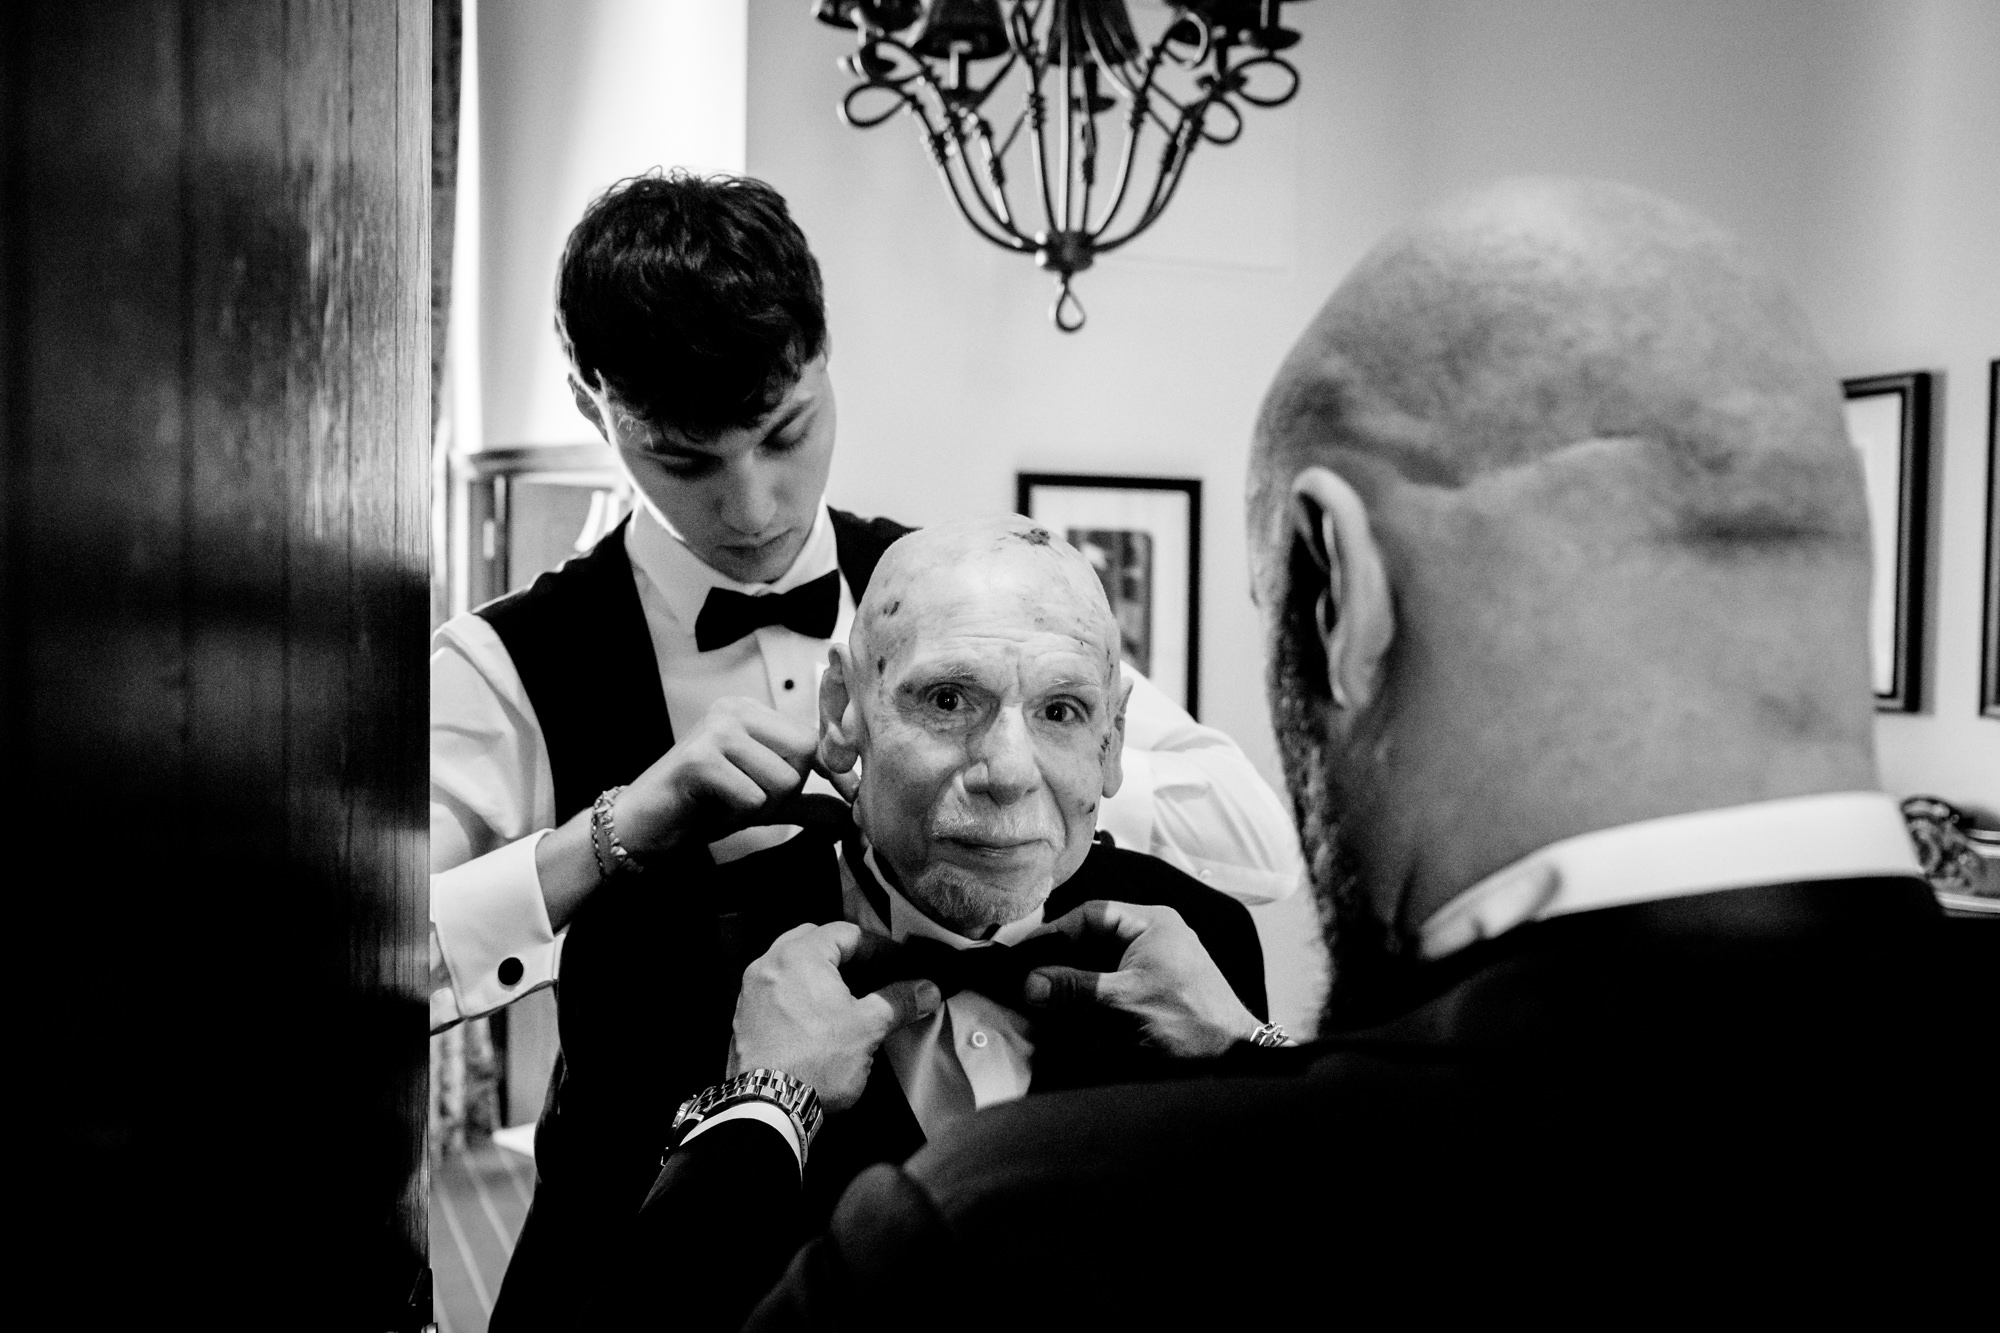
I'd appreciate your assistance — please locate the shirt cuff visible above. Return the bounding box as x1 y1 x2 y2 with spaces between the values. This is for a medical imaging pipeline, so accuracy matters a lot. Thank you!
682 1100 804 1178
432 829 561 1022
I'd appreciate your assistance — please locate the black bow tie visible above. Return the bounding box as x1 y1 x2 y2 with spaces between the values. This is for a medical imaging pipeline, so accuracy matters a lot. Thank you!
693 569 841 652
884 934 1077 1004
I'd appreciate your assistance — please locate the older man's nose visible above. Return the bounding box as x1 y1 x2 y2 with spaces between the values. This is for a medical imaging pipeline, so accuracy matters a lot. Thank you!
965 708 1039 803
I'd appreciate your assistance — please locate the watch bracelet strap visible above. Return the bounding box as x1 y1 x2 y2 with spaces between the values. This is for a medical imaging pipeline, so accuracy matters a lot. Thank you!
669 1068 824 1167
1248 1020 1291 1048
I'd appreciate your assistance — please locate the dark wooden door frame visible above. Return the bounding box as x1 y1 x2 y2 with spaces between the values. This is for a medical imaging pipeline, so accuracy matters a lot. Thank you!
4 3 433 1326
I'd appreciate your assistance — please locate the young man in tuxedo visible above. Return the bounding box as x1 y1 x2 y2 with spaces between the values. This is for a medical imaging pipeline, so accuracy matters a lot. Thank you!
499 516 1271 1329
427 173 1300 1036
706 178 1988 1328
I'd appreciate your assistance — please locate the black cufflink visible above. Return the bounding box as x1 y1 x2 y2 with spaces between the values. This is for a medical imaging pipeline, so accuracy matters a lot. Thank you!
498 957 524 987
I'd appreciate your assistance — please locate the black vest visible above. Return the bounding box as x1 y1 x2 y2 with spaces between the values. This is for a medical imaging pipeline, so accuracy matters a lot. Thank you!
477 508 915 825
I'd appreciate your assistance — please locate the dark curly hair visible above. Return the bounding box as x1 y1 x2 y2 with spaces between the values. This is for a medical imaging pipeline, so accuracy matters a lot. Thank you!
556 171 827 441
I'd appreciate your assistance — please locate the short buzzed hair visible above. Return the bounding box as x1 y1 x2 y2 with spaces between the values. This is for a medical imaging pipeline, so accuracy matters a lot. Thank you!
556 170 827 440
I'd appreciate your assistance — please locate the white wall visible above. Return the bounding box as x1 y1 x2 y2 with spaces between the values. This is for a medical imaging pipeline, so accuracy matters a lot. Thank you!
478 0 747 448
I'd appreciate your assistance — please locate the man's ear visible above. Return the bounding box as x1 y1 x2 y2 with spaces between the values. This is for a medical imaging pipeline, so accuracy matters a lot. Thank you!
570 374 609 442
817 645 863 778
1098 667 1133 799
1289 466 1395 713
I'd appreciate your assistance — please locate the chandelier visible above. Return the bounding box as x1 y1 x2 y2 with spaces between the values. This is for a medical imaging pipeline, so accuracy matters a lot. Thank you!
813 1 1307 331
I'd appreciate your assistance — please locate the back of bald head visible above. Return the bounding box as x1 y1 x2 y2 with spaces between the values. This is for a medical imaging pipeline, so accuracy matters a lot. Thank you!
1254 178 1866 557
850 515 1122 686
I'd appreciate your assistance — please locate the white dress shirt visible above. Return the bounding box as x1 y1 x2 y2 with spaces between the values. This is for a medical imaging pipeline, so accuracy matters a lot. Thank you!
1417 791 1925 961
429 503 1302 1030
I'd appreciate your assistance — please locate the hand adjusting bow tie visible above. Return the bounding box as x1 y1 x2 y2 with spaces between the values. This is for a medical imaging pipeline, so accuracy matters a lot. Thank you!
693 569 841 652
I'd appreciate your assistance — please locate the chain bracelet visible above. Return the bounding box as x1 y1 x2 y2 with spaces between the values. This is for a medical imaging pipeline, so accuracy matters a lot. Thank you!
591 785 644 878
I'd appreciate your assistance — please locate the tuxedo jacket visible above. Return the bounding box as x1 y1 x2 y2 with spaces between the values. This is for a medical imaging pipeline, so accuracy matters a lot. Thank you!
739 874 1991 1329
496 821 1267 1331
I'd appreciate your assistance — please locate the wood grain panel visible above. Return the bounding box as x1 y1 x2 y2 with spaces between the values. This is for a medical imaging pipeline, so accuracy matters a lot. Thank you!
4 3 431 1326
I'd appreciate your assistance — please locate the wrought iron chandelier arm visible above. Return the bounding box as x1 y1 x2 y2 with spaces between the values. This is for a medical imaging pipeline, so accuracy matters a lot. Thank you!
1099 36 1261 249
993 2 1063 240
1083 90 1147 238
1093 113 1202 254
1228 52 1301 108
1137 82 1196 141
956 48 1023 113
900 78 1033 253
925 124 1037 253
1023 80 1063 247
1056 18 1075 231
941 108 1032 243
839 73 922 131
967 115 1023 233
1084 14 1194 239
1076 102 1099 239
838 28 1030 251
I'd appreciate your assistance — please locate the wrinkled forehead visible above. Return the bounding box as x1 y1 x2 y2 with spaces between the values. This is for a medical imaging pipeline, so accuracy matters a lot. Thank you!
857 520 1120 679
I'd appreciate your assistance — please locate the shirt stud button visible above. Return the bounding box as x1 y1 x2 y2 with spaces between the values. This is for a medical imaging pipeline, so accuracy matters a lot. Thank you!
498 957 524 987
783 679 796 690
969 1030 989 1049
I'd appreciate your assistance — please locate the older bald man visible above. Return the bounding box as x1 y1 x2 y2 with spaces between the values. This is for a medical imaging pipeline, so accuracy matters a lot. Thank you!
736 179 1985 1328
509 516 1268 1329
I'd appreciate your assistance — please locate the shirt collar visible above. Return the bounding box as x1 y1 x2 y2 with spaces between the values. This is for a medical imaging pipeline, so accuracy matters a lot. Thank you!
1417 791 1923 962
625 501 839 634
838 841 1050 949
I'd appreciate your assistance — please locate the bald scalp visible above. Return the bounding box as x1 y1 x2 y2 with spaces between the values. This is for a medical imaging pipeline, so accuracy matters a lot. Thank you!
1253 178 1867 556
851 515 1122 688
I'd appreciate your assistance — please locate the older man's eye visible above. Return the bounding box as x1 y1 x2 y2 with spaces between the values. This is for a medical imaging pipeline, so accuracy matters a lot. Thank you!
1042 701 1082 723
928 686 964 712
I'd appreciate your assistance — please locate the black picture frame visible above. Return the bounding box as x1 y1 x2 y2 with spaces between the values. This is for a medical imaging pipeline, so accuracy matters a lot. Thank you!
1843 371 1934 713
1016 472 1204 718
1984 360 1999 720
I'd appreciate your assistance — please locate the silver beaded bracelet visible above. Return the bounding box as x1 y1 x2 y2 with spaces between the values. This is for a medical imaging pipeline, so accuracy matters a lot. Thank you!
591 785 645 879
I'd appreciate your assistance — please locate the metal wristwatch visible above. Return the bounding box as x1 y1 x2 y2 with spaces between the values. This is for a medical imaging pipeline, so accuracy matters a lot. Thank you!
668 1068 825 1167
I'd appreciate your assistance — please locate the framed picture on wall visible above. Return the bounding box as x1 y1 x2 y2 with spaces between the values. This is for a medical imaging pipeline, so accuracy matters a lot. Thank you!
1983 360 1999 720
1017 473 1203 718
1843 371 1934 713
